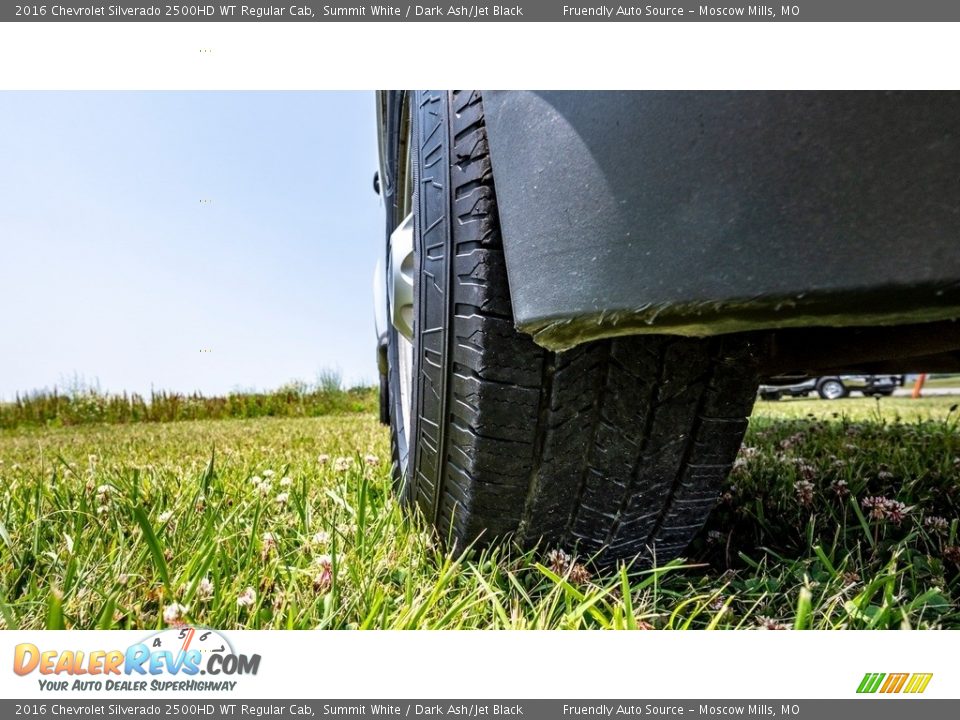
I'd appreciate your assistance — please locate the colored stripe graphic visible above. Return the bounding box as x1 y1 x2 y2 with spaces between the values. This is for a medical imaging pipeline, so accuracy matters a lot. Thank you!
880 673 909 693
904 674 934 694
857 673 885 693
857 672 932 694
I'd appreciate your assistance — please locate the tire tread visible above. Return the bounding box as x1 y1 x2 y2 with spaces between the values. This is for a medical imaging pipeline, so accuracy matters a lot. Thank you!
398 91 759 565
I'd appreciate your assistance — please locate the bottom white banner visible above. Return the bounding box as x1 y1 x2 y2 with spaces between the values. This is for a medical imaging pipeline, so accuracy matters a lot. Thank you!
0 629 953 700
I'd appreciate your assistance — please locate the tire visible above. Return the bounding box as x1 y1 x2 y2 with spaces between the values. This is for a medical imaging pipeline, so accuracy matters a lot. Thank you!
387 91 761 565
816 377 848 400
378 370 390 425
760 391 782 401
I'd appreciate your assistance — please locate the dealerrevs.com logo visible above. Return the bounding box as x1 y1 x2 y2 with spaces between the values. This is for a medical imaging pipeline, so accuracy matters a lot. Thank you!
857 673 933 694
13 627 261 692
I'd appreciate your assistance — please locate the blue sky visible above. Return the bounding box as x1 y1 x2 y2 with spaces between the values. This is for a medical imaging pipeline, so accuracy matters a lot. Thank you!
0 92 383 399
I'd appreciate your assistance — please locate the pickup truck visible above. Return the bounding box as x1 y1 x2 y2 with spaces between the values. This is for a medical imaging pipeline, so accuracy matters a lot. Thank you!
374 91 960 564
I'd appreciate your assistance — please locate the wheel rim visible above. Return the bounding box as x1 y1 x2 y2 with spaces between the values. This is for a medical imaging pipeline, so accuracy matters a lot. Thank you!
821 380 844 399
396 326 414 448
389 213 415 439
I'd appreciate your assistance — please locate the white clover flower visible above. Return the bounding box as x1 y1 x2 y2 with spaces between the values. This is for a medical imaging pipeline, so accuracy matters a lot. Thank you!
237 587 256 608
158 510 174 523
337 522 357 537
362 454 380 467
311 530 330 547
250 475 263 486
163 603 188 625
279 477 293 487
263 470 275 478
197 577 214 602
275 492 289 506
333 457 352 472
546 548 572 575
317 454 330 465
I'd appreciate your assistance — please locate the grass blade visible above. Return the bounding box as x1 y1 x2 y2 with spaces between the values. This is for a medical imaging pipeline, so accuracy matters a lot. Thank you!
131 505 171 591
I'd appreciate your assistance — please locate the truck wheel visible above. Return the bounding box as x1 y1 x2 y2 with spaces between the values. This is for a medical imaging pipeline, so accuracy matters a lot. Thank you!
386 91 760 565
817 378 848 400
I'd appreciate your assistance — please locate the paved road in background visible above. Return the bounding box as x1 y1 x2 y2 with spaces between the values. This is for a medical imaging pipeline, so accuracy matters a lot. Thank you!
894 387 960 396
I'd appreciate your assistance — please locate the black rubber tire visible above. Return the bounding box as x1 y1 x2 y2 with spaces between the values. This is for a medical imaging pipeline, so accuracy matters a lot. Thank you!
760 391 782 401
816 377 848 400
388 91 760 565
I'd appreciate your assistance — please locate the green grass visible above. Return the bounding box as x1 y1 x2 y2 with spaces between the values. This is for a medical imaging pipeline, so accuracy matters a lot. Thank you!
0 396 957 630
754 395 959 422
916 374 960 389
0 382 377 431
